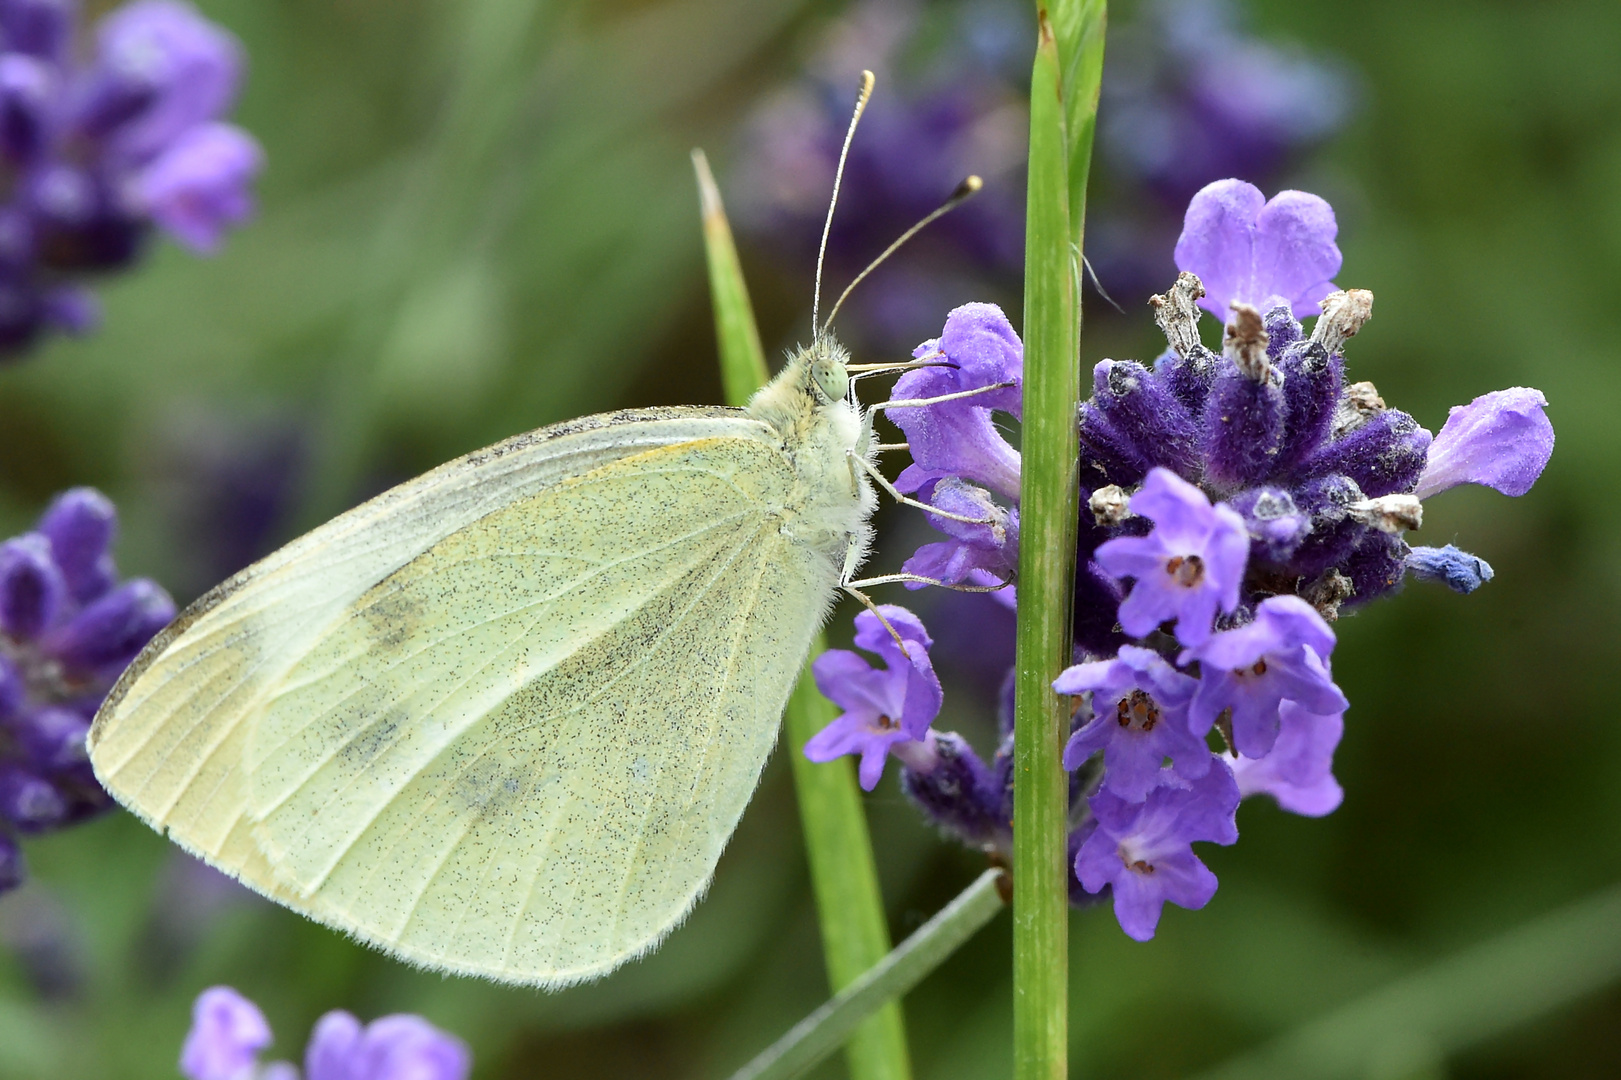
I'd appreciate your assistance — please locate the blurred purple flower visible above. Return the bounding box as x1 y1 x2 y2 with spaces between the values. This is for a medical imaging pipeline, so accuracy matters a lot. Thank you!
806 605 943 791
0 488 174 891
1057 644 1210 802
1227 700 1344 816
1173 178 1341 320
180 986 471 1080
1184 595 1346 758
1094 467 1249 647
1073 763 1240 940
1413 387 1554 500
134 121 263 252
181 986 272 1080
0 0 260 357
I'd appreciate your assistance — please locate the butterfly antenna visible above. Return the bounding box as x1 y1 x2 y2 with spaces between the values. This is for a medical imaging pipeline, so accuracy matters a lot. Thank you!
812 69 876 340
823 174 983 335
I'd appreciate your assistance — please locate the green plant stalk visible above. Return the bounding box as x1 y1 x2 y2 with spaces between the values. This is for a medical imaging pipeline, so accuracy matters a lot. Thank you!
693 149 911 1080
1192 882 1621 1080
731 869 1008 1080
1014 3 1103 1078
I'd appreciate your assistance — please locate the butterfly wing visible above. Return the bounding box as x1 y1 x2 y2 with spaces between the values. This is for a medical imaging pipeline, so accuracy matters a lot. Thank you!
90 407 837 986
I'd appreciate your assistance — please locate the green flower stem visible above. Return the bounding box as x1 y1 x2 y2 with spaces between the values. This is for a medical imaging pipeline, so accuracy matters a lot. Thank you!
730 869 1009 1080
1192 882 1621 1080
693 150 910 1080
1014 4 1104 1080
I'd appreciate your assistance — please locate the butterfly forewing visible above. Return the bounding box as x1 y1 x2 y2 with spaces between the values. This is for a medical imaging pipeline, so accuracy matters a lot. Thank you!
90 409 834 986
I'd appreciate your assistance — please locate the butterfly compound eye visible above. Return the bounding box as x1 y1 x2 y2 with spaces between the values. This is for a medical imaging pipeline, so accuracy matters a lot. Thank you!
811 355 849 402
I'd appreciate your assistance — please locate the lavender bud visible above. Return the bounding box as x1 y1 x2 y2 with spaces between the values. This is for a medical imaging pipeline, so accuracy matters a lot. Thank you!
1302 408 1432 498
38 487 117 604
0 831 22 891
0 655 22 718
1154 342 1219 417
42 578 174 675
0 55 51 164
0 533 64 638
1275 340 1342 477
1263 304 1302 360
0 0 73 60
1227 486 1310 563
1078 402 1151 486
1287 474 1367 577
12 706 90 771
1345 531 1407 605
1406 544 1495 594
899 732 1009 850
1201 357 1287 489
1091 359 1200 478
0 765 67 832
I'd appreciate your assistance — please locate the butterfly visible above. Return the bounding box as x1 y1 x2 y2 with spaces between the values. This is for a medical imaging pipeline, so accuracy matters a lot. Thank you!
88 71 981 988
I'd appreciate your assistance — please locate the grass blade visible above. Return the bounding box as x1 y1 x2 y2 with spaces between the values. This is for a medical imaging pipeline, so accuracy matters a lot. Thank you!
692 149 911 1080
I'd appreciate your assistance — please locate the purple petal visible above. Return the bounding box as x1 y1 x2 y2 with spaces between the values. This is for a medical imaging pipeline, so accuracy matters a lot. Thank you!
135 121 263 253
1174 179 1341 319
1230 702 1344 816
811 650 896 719
180 986 272 1080
42 577 175 676
1414 387 1553 500
351 1015 472 1080
305 1010 363 1080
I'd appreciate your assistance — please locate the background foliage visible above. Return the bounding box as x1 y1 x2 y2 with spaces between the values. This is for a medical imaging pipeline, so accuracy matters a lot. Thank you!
1 0 1618 1077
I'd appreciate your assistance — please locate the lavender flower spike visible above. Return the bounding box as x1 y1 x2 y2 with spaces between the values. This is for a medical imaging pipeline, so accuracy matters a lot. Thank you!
1073 764 1240 941
1094 467 1249 648
1413 387 1554 500
1173 178 1341 321
1056 644 1209 801
180 986 273 1080
1227 700 1345 817
808 605 943 791
1185 595 1347 759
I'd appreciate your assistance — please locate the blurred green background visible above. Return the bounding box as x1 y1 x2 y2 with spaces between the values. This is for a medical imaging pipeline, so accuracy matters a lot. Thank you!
2 0 1619 1077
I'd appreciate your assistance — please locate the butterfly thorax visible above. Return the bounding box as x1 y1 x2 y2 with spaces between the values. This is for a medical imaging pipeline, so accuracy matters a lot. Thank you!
745 336 875 575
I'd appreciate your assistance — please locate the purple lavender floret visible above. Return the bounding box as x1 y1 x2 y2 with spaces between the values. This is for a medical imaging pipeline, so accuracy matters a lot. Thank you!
888 302 1022 499
1173 179 1341 321
1413 387 1554 500
1090 359 1201 480
0 487 174 891
0 0 261 357
805 605 943 791
1073 763 1240 941
1184 595 1346 758
902 478 1018 590
898 730 1009 852
1094 468 1249 647
180 985 471 1080
1224 486 1309 563
1405 544 1494 594
1299 407 1432 498
1227 700 1344 816
1056 645 1210 801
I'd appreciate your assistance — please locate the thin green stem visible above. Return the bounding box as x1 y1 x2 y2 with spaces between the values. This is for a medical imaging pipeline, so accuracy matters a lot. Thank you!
693 150 910 1080
730 870 1008 1080
1014 3 1104 1079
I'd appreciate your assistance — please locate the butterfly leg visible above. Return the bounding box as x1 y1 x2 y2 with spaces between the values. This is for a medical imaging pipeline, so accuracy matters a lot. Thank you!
846 451 994 525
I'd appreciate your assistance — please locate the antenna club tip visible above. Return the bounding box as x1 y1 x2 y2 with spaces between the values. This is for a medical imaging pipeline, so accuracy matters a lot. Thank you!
860 69 875 91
